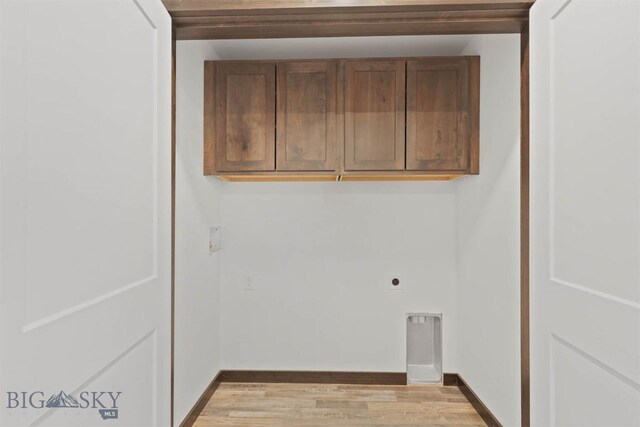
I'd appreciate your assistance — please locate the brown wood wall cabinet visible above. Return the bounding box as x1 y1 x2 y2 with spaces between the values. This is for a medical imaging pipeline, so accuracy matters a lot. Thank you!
345 60 406 171
204 56 479 181
407 57 478 172
277 61 337 172
210 62 276 172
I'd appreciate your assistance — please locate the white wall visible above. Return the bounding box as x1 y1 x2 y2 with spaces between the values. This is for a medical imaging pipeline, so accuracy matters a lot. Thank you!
220 183 458 372
174 41 223 425
211 36 479 374
204 35 472 60
457 35 521 426
174 34 521 425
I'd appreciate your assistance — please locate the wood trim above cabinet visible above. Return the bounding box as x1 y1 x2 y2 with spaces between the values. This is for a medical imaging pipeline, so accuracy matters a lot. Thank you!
276 61 338 172
162 1 534 40
164 0 535 16
344 59 406 171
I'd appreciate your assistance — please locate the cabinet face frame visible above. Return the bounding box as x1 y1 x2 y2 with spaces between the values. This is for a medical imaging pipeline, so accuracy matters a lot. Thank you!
276 61 337 171
344 59 406 171
206 61 276 172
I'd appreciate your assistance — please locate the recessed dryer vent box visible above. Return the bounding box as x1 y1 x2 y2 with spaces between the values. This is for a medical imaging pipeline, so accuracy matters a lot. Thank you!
406 313 442 384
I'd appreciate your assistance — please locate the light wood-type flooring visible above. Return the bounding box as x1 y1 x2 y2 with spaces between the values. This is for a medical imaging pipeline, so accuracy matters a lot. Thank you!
193 382 488 426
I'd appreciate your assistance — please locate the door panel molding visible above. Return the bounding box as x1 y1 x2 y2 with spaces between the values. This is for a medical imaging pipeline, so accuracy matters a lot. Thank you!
550 278 640 311
22 275 157 333
551 334 640 392
30 329 159 427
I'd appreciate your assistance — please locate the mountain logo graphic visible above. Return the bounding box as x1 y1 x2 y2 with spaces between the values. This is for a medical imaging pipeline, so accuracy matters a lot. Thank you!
45 391 79 408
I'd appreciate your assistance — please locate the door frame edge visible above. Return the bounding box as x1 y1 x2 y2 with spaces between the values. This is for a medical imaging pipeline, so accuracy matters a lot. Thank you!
520 22 531 427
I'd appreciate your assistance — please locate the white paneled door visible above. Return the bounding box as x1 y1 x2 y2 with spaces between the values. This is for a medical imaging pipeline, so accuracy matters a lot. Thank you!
0 1 171 426
531 0 640 426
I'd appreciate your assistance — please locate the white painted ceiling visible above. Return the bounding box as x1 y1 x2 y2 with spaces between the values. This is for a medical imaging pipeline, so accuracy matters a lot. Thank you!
200 35 478 60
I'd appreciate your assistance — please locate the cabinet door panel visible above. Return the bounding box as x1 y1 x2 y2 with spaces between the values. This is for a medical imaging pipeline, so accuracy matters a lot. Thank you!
407 58 476 172
345 60 405 171
215 62 276 172
277 61 336 171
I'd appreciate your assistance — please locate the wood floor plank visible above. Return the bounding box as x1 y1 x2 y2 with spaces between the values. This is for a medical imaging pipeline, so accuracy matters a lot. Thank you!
193 382 488 426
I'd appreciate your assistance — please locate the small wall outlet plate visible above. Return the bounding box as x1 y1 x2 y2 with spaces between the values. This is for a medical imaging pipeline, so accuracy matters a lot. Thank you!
209 227 221 254
244 275 254 291
388 276 404 291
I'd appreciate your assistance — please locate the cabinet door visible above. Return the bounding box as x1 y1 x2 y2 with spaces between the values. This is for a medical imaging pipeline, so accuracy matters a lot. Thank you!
277 61 337 171
345 60 405 171
213 62 276 172
406 57 479 172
